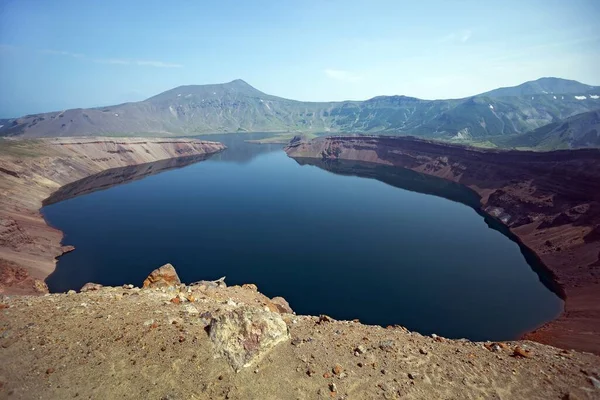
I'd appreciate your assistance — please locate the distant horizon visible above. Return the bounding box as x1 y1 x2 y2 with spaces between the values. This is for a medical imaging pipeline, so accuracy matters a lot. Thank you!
1 0 599 117
2 75 599 119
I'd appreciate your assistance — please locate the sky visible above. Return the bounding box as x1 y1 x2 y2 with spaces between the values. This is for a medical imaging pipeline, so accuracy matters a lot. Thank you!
0 0 599 117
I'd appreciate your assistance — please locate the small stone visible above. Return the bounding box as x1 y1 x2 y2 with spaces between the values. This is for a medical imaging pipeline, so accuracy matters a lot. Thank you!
419 348 428 355
355 345 367 355
379 340 395 351
323 372 332 379
318 315 333 324
339 372 347 379
183 304 198 315
513 346 532 358
408 372 419 380
80 282 103 292
122 284 134 289
329 383 337 392
589 376 600 389
484 342 502 352
431 333 444 342
46 368 55 375
242 284 258 291
333 364 343 375
357 362 364 368
67 290 76 295
170 297 181 304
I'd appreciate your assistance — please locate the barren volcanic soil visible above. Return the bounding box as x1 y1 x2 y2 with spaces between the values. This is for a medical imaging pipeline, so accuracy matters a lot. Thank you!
0 138 225 295
1 269 599 399
285 135 600 354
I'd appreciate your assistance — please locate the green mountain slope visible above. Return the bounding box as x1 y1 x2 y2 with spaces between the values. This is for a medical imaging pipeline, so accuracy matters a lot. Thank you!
481 77 597 98
497 109 600 150
1 78 599 142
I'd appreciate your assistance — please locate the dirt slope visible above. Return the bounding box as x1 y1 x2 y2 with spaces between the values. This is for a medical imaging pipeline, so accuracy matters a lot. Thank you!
1 274 599 400
0 138 225 295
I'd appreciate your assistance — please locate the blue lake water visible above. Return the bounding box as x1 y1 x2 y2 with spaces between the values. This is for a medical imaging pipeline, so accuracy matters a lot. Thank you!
42 133 562 341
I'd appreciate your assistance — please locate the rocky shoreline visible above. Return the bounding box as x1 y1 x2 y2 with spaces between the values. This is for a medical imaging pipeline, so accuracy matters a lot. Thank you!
285 135 600 354
0 137 225 295
1 264 598 399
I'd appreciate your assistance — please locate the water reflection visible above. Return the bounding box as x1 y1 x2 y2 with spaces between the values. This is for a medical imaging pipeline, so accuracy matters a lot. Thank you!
44 154 214 206
294 157 565 300
193 133 285 164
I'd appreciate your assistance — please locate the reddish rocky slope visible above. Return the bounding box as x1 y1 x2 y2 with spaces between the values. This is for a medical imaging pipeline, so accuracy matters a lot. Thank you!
285 135 600 354
0 138 225 295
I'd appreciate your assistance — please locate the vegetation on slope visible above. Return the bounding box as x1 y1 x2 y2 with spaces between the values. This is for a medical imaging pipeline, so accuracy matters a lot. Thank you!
1 78 599 146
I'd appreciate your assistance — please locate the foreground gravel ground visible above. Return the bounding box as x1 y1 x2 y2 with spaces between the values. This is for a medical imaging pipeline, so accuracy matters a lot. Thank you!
1 278 599 400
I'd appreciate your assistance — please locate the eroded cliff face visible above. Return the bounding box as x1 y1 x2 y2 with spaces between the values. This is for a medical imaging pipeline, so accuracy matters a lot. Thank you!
285 136 600 354
0 138 225 294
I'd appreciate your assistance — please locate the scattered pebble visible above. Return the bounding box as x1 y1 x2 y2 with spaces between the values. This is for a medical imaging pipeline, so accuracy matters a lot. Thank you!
333 364 343 375
513 346 532 358
379 340 395 351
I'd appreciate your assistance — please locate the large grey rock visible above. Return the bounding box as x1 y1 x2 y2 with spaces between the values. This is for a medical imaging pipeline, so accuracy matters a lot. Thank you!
208 306 290 371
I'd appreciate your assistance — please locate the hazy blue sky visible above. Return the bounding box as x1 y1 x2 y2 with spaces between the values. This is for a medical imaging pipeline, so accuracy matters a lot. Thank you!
1 0 599 117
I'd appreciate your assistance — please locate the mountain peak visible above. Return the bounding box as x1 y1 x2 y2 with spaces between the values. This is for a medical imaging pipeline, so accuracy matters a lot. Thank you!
228 78 251 86
481 77 594 98
145 79 263 102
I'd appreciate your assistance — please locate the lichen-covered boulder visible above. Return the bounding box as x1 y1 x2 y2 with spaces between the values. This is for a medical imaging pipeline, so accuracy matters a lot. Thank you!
142 263 181 288
208 306 290 371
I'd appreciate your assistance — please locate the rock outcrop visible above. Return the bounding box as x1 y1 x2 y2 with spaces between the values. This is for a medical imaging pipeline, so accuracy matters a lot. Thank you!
209 306 290 371
285 135 600 354
142 263 181 288
0 137 225 295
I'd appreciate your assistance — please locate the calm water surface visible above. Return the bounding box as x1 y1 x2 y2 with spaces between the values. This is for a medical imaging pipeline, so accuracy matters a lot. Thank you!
43 133 562 341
